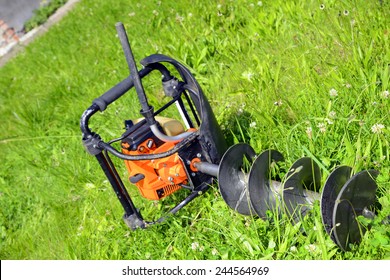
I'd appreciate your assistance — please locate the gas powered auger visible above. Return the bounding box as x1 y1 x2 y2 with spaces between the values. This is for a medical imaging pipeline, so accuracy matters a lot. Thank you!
81 23 384 251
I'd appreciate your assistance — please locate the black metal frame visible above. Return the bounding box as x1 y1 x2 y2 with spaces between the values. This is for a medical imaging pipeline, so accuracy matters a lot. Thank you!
80 23 227 230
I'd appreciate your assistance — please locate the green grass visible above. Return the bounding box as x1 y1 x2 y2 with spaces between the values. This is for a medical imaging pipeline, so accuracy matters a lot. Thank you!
24 0 69 32
0 0 389 260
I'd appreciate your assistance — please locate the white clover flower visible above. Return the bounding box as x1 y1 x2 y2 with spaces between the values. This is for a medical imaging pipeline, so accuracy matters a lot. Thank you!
268 240 276 249
290 246 297 252
176 14 184 23
249 121 257 128
77 225 84 236
217 4 222 9
152 10 159 16
306 127 313 139
85 183 96 189
211 248 219 256
325 118 333 125
274 99 283 106
191 242 199 250
317 122 326 133
188 12 193 17
306 244 317 253
380 90 389 99
329 88 338 97
371 123 385 134
328 111 336 118
242 71 254 81
128 12 136 17
257 1 263 6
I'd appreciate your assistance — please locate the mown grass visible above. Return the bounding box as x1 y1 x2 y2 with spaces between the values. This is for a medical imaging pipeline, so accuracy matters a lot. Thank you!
0 0 389 260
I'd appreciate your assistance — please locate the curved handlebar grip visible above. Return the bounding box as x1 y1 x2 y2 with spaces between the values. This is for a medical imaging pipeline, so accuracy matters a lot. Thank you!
92 67 152 111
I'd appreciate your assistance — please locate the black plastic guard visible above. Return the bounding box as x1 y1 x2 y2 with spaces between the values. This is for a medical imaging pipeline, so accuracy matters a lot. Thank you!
141 54 228 164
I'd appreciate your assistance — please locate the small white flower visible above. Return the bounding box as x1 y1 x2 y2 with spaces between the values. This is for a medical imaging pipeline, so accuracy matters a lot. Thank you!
191 242 199 250
249 121 257 128
188 12 193 17
274 99 283 106
317 122 326 133
242 71 254 81
328 111 336 118
152 10 159 16
176 14 184 23
85 183 95 189
306 127 313 139
128 12 136 17
77 225 84 236
268 240 276 249
257 1 263 6
217 4 222 9
325 118 333 125
307 244 317 253
329 88 338 97
371 123 385 134
380 90 389 99
211 248 219 255
290 246 297 252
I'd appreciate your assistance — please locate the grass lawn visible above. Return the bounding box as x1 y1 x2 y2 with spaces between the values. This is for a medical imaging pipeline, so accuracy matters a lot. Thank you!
0 0 389 260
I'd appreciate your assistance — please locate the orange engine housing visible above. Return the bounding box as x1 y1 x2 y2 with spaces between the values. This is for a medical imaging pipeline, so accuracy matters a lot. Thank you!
121 118 193 200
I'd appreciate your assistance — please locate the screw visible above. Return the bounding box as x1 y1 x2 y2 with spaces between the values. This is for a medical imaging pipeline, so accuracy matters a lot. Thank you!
175 173 179 177
168 176 174 182
191 172 196 177
197 153 202 158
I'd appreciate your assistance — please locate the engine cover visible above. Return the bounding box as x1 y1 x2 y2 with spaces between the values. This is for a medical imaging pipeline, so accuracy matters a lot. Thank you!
121 117 189 200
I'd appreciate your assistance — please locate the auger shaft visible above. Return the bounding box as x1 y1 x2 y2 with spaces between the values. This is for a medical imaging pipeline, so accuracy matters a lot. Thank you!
193 162 321 208
193 161 219 178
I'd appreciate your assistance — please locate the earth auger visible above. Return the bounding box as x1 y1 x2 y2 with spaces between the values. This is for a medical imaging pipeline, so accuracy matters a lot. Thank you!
80 23 384 251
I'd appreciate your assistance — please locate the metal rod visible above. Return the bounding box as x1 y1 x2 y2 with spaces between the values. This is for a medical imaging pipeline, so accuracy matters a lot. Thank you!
193 161 219 177
193 162 322 206
95 152 138 217
269 180 321 206
115 22 154 122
